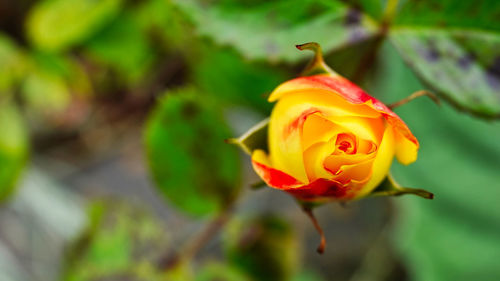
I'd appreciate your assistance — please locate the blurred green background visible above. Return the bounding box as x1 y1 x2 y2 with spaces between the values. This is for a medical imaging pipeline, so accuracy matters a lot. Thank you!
0 0 499 280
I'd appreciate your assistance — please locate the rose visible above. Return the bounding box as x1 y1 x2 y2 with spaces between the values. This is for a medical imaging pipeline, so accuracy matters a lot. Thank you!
250 74 419 202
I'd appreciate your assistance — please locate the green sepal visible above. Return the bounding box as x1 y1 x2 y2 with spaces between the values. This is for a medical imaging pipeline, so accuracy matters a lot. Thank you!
297 200 324 211
226 118 269 155
371 174 434 199
296 42 339 77
250 181 266 190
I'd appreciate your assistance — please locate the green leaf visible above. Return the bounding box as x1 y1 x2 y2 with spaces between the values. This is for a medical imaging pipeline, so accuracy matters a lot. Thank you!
0 34 28 94
134 0 191 49
63 201 171 281
196 262 252 281
394 0 500 31
174 0 378 62
225 215 299 281
0 102 28 202
22 67 71 114
26 0 123 51
344 0 385 21
144 88 241 217
20 52 92 119
84 12 155 85
193 48 286 113
370 42 500 281
389 1 500 117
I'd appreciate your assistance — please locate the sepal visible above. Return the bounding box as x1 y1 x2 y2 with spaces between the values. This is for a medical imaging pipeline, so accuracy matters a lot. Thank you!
226 118 269 155
370 174 434 199
296 42 339 77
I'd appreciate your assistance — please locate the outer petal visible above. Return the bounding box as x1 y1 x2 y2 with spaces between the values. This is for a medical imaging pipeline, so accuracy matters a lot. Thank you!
252 150 303 189
252 149 359 201
269 74 419 165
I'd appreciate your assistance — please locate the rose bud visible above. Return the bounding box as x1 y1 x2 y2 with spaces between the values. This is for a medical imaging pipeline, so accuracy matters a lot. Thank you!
228 42 435 253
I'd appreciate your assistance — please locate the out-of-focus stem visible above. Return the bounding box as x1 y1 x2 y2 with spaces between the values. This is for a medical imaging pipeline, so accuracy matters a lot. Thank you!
382 0 400 25
303 206 326 254
160 204 234 270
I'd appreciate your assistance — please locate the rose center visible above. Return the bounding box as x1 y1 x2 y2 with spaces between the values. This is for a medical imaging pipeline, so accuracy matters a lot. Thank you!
334 133 356 154
338 141 351 152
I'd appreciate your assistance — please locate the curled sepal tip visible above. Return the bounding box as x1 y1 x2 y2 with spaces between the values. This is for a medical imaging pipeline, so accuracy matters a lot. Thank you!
296 42 338 77
225 118 269 155
250 180 266 190
371 174 434 199
302 205 326 254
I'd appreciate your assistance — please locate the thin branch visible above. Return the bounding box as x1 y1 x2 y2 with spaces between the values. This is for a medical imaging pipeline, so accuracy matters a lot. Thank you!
388 90 440 110
159 204 234 270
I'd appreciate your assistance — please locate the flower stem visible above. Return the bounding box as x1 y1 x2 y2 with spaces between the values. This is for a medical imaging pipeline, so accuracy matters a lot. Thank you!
302 206 326 254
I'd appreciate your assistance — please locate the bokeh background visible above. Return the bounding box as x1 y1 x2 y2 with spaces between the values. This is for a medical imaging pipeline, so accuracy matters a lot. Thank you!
0 0 499 281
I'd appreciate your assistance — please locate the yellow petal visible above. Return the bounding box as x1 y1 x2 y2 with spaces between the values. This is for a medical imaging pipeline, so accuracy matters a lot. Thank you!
326 115 385 143
303 141 337 181
333 158 375 184
252 149 271 166
395 131 418 165
301 113 342 150
324 148 376 175
353 125 396 199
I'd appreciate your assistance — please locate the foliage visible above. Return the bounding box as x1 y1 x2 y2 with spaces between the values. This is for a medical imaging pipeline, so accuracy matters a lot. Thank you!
371 42 500 281
63 202 171 281
145 88 241 217
182 0 500 118
0 0 498 281
0 102 28 201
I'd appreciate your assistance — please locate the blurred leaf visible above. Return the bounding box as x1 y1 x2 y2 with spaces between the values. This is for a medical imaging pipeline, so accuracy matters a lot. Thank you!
63 201 170 281
145 88 241 217
135 0 191 49
20 52 92 122
85 12 155 85
394 0 500 31
344 0 385 21
225 215 299 281
324 35 381 80
27 0 123 51
0 34 28 94
196 262 252 281
175 0 378 62
389 0 500 117
22 68 71 114
291 271 326 281
0 102 28 202
163 261 193 281
194 48 286 113
370 42 500 281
